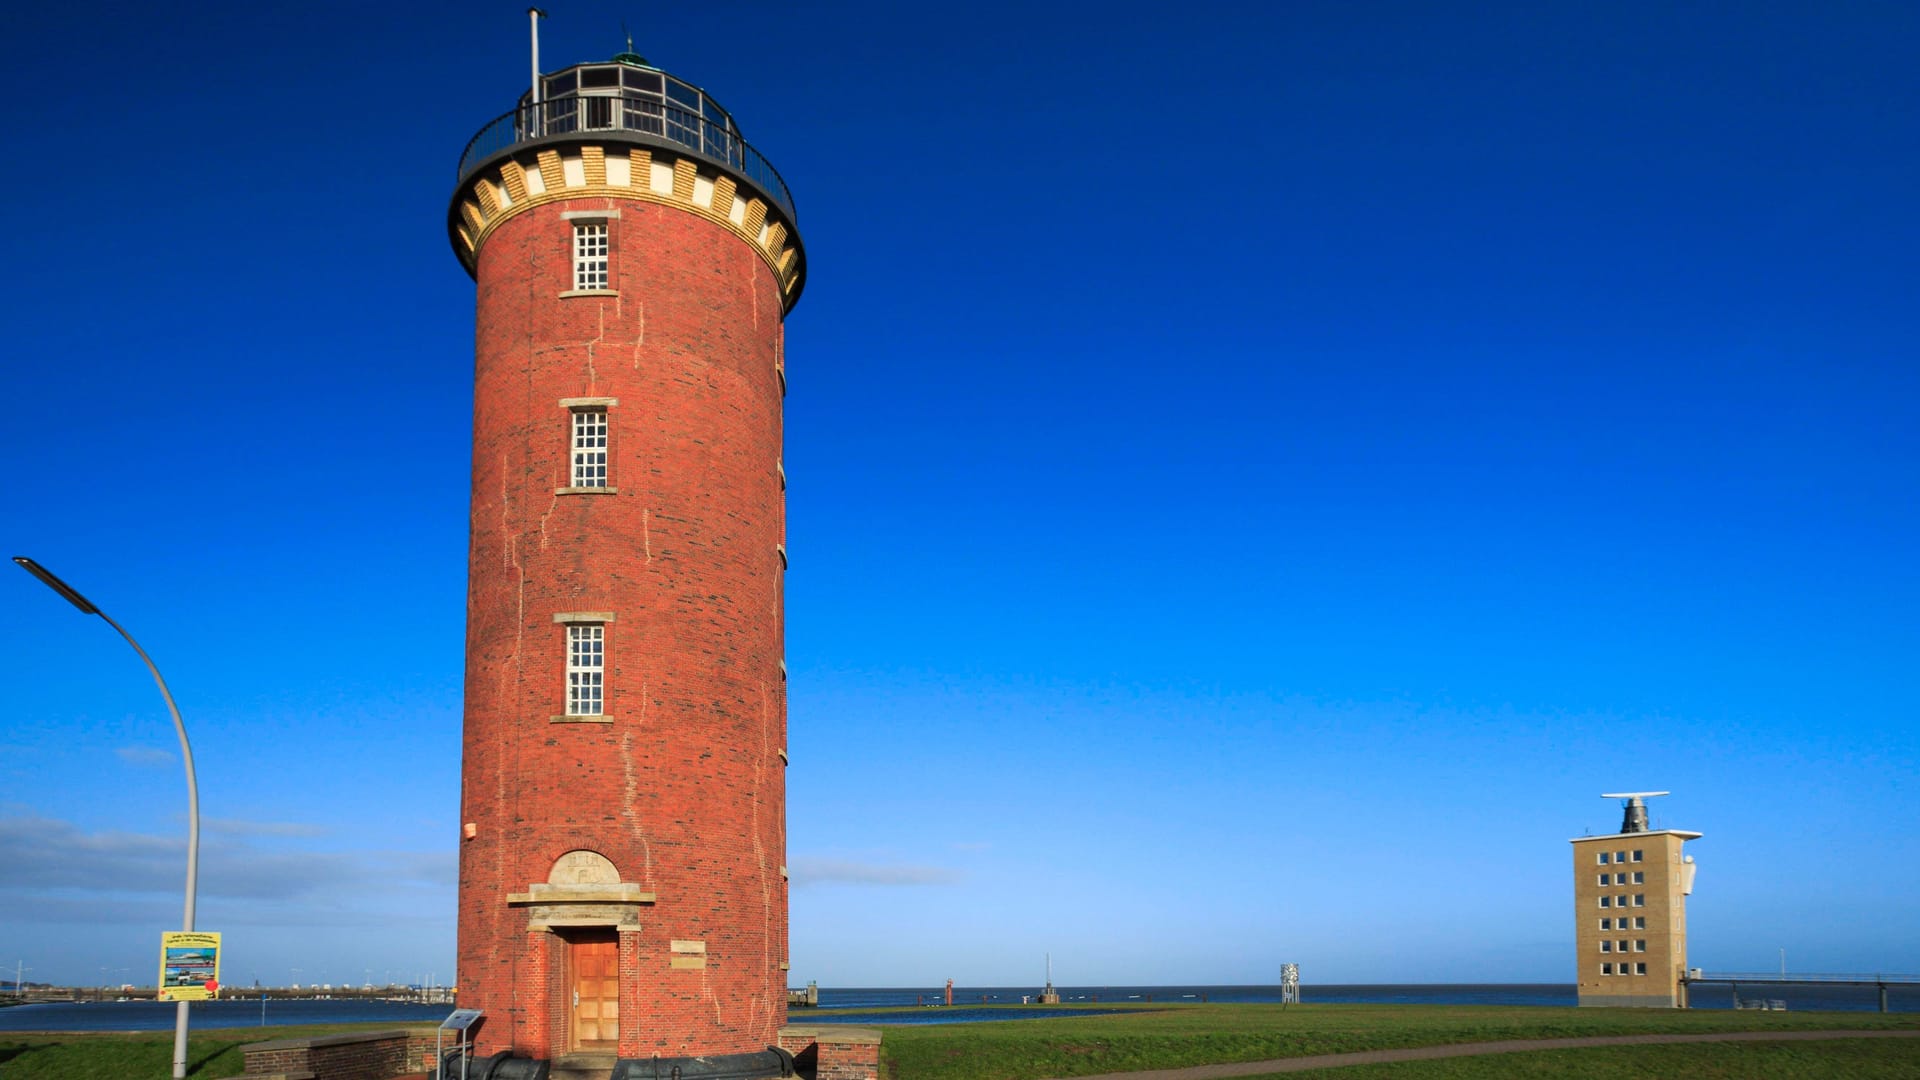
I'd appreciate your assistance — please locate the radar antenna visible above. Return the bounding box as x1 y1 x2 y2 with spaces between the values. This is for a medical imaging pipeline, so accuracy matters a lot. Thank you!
1600 791 1670 834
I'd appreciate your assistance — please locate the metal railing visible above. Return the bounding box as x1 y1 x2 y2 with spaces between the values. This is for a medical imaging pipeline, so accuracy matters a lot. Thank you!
1690 972 1920 983
456 95 796 222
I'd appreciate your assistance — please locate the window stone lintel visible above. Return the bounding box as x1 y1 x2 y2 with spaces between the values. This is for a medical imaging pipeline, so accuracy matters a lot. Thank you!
553 612 615 624
560 397 619 408
562 210 623 221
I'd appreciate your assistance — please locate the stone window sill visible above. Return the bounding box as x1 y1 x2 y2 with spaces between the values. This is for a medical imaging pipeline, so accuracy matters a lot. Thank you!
555 486 619 495
559 289 620 299
550 715 614 724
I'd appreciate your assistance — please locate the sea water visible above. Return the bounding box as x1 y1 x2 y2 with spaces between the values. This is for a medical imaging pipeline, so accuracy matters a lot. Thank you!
3 982 1911 1032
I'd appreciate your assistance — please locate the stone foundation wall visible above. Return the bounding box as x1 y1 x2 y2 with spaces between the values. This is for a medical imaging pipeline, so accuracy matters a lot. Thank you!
779 1025 881 1080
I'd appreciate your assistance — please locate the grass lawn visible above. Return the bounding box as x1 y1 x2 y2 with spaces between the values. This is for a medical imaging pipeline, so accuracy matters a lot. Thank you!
1294 1037 1920 1078
4 1006 1915 1080
0 1022 433 1080
858 1003 1920 1080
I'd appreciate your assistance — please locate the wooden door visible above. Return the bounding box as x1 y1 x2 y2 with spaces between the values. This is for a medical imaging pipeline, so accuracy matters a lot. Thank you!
569 934 620 1050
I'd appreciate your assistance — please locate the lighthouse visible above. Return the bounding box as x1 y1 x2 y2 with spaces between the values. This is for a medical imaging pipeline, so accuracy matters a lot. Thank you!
446 27 802 1079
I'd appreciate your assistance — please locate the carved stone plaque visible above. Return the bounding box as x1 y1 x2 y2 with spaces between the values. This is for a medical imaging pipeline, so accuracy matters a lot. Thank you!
550 850 620 885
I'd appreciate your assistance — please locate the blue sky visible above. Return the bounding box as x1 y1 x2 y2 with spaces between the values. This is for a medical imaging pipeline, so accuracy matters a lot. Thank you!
2 1 1916 989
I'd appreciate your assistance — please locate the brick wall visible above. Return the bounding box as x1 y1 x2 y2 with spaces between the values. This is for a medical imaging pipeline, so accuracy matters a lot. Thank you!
242 1028 436 1080
779 1026 881 1080
458 189 790 1059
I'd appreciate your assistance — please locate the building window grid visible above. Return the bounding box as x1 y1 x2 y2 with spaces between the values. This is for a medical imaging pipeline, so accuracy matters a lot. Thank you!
1633 893 1645 907
1602 963 1613 975
572 410 609 487
574 222 609 290
1636 963 1647 975
566 624 605 716
1599 940 1612 953
1632 871 1644 884
1635 939 1646 952
1632 850 1644 862
1635 917 1646 930
1597 852 1610 865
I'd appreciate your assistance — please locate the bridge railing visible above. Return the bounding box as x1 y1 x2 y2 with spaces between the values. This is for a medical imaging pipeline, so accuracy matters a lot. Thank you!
1690 972 1920 983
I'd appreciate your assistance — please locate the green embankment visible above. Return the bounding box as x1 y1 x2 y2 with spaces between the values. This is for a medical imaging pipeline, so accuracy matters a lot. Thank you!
860 1003 1919 1080
0 1022 428 1080
1294 1037 1920 1078
3 1005 1916 1080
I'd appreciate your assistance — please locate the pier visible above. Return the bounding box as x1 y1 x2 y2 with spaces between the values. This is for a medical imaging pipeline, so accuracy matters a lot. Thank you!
1683 972 1920 1012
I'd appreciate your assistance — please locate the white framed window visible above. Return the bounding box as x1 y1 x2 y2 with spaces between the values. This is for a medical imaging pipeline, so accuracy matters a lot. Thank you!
1618 939 1629 952
1598 852 1611 865
1635 940 1646 952
1634 917 1646 930
1635 963 1647 975
1599 918 1612 930
1616 850 1627 863
572 410 609 488
1633 893 1645 907
1598 896 1611 908
1601 963 1613 975
566 624 605 716
1632 871 1644 884
1632 849 1644 862
1597 874 1609 886
574 222 609 290
1599 940 1612 953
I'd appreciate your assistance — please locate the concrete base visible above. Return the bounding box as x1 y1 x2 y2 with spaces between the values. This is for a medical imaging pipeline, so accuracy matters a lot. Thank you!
552 1052 616 1080
1579 992 1680 1008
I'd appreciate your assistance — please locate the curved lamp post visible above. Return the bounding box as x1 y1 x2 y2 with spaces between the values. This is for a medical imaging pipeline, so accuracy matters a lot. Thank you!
13 556 201 1080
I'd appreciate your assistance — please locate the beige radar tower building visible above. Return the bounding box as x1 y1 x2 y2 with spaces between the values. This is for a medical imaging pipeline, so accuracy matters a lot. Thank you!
1571 792 1701 1007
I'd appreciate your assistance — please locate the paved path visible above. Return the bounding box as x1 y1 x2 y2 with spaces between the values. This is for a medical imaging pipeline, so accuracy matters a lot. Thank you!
1045 1029 1920 1078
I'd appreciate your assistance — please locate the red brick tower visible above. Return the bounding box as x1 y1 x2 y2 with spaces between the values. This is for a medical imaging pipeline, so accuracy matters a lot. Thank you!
446 46 803 1080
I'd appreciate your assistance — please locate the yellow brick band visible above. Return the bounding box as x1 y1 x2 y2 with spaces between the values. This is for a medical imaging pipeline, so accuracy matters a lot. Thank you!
451 143 805 310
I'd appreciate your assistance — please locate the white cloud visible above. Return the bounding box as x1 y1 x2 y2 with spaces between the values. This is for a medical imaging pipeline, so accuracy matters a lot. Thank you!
0 814 449 902
114 746 175 767
204 817 329 838
789 857 961 887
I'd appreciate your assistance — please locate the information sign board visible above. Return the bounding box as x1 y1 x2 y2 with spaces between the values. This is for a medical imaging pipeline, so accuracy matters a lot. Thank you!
157 931 222 1002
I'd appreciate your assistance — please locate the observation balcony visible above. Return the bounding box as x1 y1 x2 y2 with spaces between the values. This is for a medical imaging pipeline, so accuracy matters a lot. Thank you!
455 57 796 223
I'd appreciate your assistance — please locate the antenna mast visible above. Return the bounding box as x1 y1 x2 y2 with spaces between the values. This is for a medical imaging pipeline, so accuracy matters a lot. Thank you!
528 8 547 105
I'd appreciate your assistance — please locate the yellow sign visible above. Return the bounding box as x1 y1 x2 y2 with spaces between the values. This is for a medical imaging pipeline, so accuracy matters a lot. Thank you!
157 931 221 1001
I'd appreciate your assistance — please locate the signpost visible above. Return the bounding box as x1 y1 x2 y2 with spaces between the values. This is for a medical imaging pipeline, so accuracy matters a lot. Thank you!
438 1007 484 1080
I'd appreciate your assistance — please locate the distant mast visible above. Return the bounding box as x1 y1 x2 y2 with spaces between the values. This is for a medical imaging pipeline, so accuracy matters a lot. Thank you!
1038 953 1060 1004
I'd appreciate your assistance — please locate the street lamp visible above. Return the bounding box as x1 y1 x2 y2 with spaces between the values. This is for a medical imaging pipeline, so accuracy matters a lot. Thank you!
13 556 201 1080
